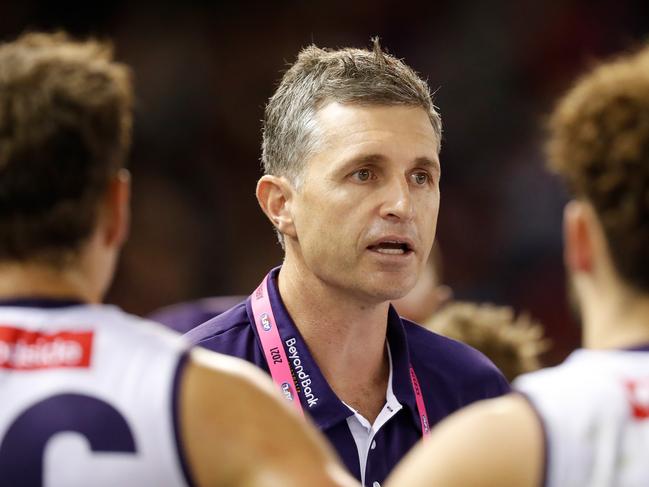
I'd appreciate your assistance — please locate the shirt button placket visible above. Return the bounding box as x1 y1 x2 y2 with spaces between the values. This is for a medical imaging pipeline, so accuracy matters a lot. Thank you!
367 435 378 486
367 440 379 487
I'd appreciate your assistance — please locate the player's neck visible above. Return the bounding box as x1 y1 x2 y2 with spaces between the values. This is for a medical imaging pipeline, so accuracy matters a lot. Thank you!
582 284 649 350
278 259 390 421
0 261 99 304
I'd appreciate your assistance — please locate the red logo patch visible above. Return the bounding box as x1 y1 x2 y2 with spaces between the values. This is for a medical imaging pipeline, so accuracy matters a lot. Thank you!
0 326 93 370
624 378 649 420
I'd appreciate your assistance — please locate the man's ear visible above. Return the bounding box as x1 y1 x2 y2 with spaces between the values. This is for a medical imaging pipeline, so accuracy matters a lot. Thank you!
564 200 593 274
256 175 297 239
103 169 131 248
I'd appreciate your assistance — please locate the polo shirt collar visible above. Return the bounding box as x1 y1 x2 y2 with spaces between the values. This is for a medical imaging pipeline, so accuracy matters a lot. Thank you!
385 304 423 430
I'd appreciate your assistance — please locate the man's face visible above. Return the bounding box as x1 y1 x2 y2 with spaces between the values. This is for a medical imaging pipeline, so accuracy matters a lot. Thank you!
288 102 440 303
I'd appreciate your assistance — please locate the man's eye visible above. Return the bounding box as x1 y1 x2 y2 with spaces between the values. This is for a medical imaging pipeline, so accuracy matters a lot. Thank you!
354 168 372 181
412 172 430 185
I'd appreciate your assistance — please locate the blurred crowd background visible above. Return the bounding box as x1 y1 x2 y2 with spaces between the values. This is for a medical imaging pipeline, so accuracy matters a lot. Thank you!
3 0 649 365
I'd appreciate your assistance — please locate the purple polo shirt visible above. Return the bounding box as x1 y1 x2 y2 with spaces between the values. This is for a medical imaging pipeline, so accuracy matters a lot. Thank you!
186 267 510 485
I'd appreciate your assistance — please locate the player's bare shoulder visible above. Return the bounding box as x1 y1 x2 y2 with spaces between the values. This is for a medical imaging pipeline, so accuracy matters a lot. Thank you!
179 348 358 487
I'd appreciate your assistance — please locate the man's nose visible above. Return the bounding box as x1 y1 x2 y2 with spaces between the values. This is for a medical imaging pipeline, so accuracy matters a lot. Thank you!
380 177 414 221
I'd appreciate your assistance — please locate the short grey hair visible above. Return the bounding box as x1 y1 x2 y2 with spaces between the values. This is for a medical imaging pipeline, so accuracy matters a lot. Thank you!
261 38 442 185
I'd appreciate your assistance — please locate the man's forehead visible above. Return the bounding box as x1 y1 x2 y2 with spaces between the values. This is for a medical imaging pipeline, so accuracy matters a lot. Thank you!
314 101 434 128
313 102 439 142
312 102 440 155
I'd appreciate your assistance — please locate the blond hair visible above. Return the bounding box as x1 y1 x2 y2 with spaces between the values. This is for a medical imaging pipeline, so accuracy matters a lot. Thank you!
426 302 549 382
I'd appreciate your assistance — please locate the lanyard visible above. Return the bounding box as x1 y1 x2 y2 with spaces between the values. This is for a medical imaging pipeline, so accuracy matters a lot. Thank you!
250 273 431 437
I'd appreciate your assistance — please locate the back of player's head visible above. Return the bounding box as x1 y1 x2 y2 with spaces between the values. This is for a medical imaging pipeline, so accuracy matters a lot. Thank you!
262 38 442 185
425 302 549 382
547 45 649 292
0 31 133 267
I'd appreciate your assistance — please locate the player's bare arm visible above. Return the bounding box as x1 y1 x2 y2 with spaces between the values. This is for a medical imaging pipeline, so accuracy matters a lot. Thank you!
385 394 544 487
181 348 359 487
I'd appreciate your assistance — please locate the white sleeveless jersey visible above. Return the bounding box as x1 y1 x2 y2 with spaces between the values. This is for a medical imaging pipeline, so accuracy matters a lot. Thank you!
514 348 649 487
0 303 192 487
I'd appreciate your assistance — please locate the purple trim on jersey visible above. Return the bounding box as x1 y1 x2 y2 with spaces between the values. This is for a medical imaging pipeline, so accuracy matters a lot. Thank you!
185 266 511 484
0 297 84 308
171 351 197 487
517 392 549 487
621 343 649 352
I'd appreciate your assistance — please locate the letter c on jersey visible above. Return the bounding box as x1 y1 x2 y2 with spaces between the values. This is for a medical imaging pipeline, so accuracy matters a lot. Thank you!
0 393 137 487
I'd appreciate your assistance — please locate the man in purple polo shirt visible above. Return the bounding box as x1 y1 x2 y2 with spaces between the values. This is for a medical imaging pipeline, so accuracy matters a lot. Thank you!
187 39 510 486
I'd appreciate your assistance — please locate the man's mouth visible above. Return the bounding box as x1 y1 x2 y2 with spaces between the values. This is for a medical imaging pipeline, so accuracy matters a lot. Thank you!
368 240 414 255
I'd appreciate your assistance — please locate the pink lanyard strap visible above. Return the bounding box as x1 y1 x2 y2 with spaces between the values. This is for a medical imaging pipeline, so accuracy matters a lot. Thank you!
409 366 430 436
250 275 304 416
251 273 431 436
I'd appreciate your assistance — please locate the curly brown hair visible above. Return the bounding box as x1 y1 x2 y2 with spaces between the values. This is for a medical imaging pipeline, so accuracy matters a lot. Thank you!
425 302 549 382
547 45 649 291
0 31 133 266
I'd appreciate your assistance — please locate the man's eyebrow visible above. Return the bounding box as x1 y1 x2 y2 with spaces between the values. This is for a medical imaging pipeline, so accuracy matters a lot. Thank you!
344 153 388 167
336 153 388 173
337 154 440 173
413 157 441 173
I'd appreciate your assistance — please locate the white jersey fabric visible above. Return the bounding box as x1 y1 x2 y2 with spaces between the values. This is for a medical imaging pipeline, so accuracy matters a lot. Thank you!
0 302 191 487
514 348 649 487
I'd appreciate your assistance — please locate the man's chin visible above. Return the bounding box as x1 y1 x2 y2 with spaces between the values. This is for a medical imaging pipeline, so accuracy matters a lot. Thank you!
365 281 416 304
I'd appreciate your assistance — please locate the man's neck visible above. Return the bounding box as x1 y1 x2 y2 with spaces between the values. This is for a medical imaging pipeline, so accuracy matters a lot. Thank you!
278 260 390 422
0 262 97 303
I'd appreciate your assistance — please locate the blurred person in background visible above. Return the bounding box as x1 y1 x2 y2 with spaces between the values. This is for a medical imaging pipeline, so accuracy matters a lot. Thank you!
0 31 358 487
149 295 245 334
187 38 509 486
386 42 649 487
425 302 549 382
